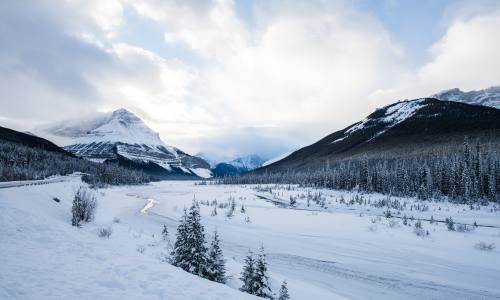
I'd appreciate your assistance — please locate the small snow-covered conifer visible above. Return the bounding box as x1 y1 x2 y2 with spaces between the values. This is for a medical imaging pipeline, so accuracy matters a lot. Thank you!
206 231 226 283
278 281 290 300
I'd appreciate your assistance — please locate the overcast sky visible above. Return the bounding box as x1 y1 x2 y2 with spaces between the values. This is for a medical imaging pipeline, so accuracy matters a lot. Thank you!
1 0 500 161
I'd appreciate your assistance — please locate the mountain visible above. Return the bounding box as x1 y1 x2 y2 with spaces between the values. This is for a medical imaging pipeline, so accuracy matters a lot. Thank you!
0 125 150 184
262 151 294 167
227 154 265 171
211 154 265 177
258 98 500 172
211 163 240 177
0 125 73 156
195 152 219 168
432 86 500 109
36 109 211 179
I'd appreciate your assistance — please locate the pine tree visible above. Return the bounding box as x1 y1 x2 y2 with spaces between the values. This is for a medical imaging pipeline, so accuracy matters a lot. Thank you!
162 224 169 241
171 203 209 277
253 246 273 299
278 281 290 300
240 250 255 294
211 206 218 216
171 209 190 269
206 231 226 283
185 201 208 276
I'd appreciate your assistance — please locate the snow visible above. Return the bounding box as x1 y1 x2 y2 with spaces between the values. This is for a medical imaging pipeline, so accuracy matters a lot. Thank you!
263 151 294 166
344 120 367 135
86 158 108 163
382 99 426 124
331 99 427 144
34 109 212 176
2 179 500 299
190 168 213 179
226 155 265 171
0 178 257 300
330 136 347 144
432 86 500 109
140 198 156 214
37 109 165 147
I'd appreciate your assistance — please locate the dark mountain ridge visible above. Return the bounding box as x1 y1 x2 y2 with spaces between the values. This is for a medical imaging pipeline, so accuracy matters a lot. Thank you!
0 126 73 156
258 98 500 173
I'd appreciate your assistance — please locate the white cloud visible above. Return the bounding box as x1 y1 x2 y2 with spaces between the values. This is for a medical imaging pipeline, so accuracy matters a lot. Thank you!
128 0 249 59
420 9 500 91
198 2 406 129
1 0 499 160
370 6 500 104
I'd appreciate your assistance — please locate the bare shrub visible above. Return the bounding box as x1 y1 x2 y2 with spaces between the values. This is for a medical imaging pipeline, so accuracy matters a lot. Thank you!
413 221 429 237
474 242 495 251
388 219 399 228
97 227 112 238
456 224 474 233
413 228 428 237
445 217 455 231
71 187 97 227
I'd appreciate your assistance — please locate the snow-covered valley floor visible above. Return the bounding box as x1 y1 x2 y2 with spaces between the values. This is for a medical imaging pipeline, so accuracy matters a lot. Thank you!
1 178 500 299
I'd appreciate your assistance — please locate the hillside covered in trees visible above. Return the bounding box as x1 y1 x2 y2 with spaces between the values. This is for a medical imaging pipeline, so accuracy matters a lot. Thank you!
223 140 499 203
0 126 151 186
226 99 500 203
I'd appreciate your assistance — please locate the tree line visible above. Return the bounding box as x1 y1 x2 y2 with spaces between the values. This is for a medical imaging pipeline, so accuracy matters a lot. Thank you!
221 139 499 203
0 139 151 186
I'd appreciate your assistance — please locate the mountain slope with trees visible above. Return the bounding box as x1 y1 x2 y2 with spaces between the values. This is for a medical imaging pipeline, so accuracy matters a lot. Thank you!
227 99 500 202
0 126 150 185
258 98 500 172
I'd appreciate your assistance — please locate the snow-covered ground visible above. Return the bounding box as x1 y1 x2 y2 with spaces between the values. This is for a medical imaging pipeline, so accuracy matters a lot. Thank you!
1 178 500 299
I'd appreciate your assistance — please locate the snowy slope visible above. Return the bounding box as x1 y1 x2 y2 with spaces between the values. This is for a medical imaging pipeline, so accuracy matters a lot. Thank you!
0 178 256 300
331 99 427 144
36 109 211 178
262 151 294 167
432 86 500 109
2 179 500 299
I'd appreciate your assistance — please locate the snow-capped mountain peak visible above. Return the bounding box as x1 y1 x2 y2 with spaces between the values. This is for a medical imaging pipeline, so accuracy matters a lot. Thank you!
89 109 163 146
227 154 265 171
37 108 163 146
36 108 211 178
332 99 427 144
432 86 500 109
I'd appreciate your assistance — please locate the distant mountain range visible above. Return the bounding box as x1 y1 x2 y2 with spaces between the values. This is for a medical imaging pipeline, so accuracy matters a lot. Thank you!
257 98 500 173
36 109 211 179
5 86 499 180
211 154 265 177
432 86 500 109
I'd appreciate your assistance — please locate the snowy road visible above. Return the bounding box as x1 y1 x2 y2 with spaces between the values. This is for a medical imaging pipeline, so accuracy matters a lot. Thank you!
0 174 81 189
